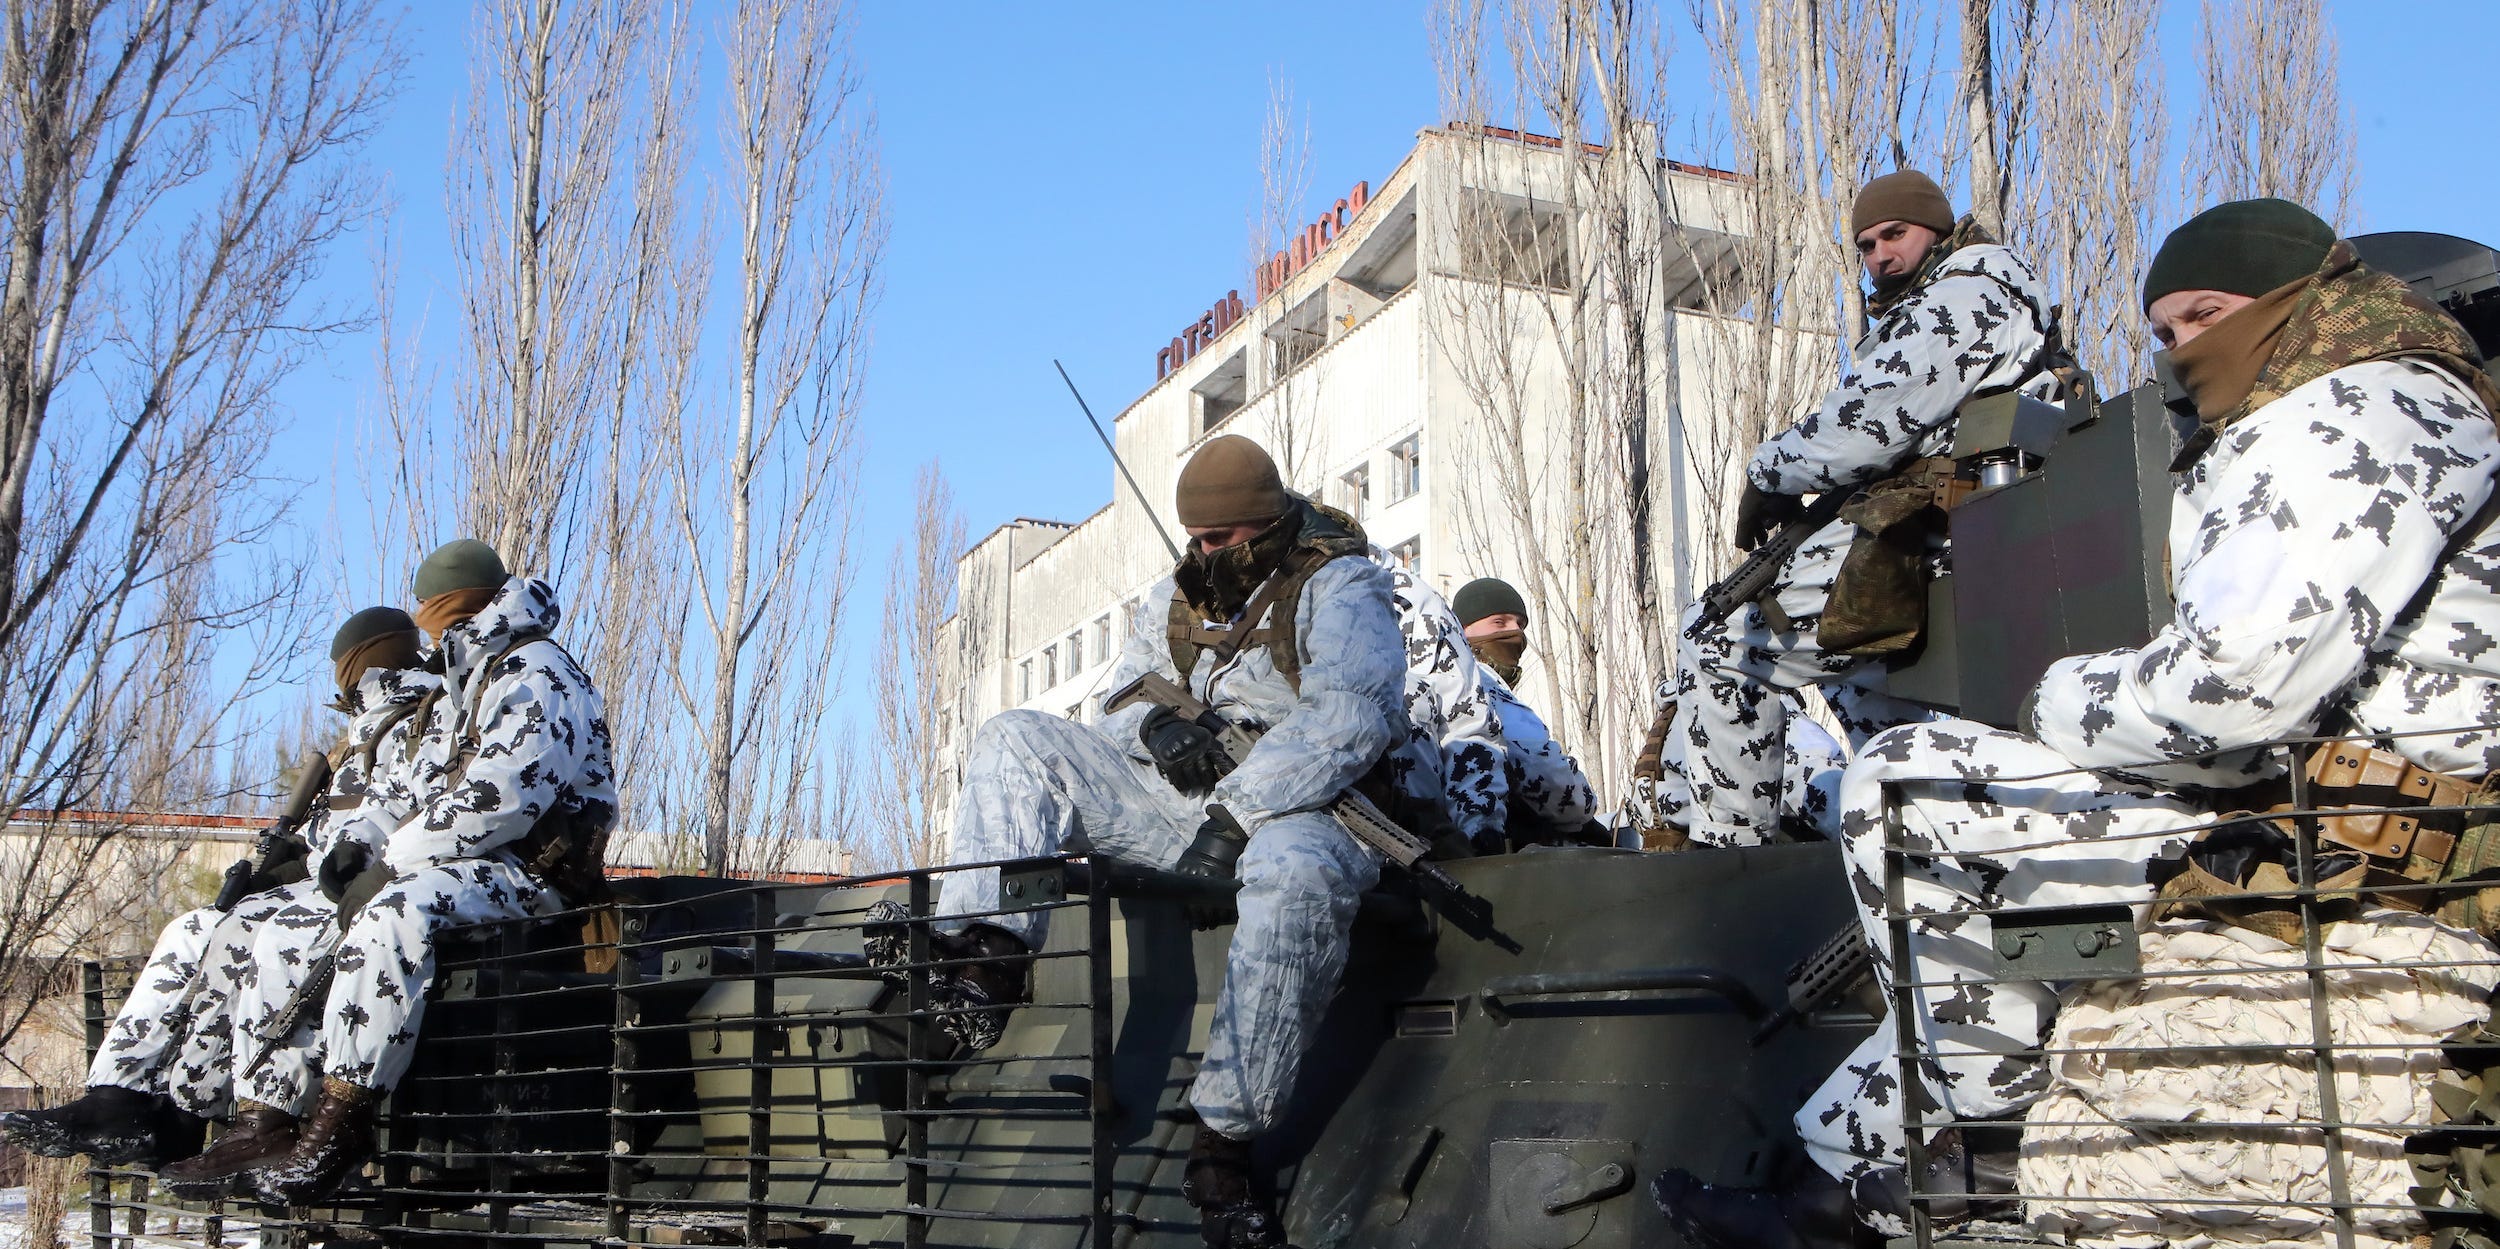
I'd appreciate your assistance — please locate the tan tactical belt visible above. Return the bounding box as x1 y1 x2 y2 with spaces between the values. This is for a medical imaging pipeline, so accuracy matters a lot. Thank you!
2159 741 2500 942
2236 740 2489 870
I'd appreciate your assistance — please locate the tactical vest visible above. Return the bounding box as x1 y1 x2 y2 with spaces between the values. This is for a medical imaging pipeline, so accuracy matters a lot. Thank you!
1164 500 1370 695
410 630 615 901
326 701 425 813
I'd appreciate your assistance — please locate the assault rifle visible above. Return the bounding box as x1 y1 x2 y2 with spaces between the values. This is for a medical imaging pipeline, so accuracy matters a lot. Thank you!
1750 921 1874 1044
212 748 331 912
1686 489 1856 639
1105 673 1512 949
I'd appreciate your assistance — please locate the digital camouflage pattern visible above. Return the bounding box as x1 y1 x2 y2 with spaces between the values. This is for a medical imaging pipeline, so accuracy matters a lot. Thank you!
1665 237 2056 844
1798 719 2201 1189
939 554 1406 1139
89 666 441 1115
1370 548 1507 850
1813 352 2499 1215
232 667 444 1113
1479 672 1597 835
1750 238 2055 496
385 577 616 874
2032 358 2500 788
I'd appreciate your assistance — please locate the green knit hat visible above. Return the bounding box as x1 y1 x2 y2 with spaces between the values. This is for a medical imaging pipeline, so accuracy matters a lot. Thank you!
1851 170 1955 237
330 606 419 661
1451 577 1529 628
412 539 508 601
2142 198 2336 311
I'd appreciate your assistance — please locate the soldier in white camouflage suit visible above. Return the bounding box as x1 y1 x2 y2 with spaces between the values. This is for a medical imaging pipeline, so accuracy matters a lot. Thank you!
1663 170 2060 848
1655 200 2500 1249
1449 577 1600 843
896 436 1407 1249
154 619 441 1196
0 609 432 1169
1372 552 1509 853
239 541 616 1205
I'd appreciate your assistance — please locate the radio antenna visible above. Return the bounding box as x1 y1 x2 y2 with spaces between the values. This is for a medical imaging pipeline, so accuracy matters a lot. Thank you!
1055 359 1183 563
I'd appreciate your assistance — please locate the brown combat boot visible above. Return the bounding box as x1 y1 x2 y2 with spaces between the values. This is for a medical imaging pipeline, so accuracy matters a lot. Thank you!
159 1102 298 1198
249 1078 375 1206
1182 1124 1284 1249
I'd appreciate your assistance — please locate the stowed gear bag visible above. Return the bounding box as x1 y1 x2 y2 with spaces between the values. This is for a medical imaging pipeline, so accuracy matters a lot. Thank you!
2411 1006 2500 1248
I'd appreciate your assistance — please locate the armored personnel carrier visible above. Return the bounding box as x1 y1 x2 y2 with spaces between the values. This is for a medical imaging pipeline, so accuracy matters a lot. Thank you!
77 231 2500 1249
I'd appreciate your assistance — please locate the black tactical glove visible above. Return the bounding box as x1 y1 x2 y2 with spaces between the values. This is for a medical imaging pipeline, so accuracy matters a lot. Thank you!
335 864 393 926
1172 807 1249 930
1141 707 1225 793
1733 482 1803 552
317 842 369 904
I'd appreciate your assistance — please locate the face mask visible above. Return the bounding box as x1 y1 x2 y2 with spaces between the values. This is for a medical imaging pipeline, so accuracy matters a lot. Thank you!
1468 628 1528 686
1175 512 1299 621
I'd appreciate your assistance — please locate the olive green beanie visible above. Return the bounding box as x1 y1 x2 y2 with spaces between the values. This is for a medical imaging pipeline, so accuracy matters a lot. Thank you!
1452 577 1529 627
330 606 420 661
412 539 508 601
1176 436 1290 527
1851 171 1955 237
2142 198 2336 311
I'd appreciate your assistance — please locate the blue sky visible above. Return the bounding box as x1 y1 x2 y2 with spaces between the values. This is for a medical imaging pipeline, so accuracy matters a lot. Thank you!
274 0 2494 725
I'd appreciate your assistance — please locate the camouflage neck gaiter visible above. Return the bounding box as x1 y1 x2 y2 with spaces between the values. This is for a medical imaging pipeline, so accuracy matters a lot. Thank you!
1467 629 1528 687
1175 510 1302 621
1867 216 1997 317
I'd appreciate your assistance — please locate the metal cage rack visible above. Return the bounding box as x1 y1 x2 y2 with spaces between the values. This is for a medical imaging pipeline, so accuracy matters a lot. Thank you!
1880 728 2500 1249
81 858 1123 1249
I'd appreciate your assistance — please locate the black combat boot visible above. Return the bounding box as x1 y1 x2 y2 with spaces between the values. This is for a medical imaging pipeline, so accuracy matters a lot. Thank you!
1848 1125 2020 1231
250 1078 375 1205
861 900 1031 1051
0 1084 199 1167
1182 1125 1285 1249
158 1102 298 1198
1649 1164 1871 1249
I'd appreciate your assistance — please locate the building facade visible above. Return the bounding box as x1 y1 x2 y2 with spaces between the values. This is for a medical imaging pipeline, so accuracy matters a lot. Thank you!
930 124 1803 843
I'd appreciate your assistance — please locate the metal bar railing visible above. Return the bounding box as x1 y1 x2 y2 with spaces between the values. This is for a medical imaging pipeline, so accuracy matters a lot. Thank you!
1881 729 2495 1249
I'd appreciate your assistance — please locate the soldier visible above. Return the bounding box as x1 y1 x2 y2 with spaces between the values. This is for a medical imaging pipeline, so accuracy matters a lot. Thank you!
0 608 430 1168
1654 199 2500 1247
1370 552 1508 854
880 435 1407 1249
154 610 441 1196
1664 170 2063 848
1448 577 1599 845
243 540 617 1204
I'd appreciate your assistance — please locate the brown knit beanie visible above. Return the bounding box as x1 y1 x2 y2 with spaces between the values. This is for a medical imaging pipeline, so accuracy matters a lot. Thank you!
1851 171 1955 237
1175 436 1289 526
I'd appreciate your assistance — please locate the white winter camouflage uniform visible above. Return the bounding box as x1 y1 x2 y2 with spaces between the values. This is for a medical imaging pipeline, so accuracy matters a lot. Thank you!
1669 241 2055 846
1481 673 1597 835
1372 550 1508 850
90 668 440 1116
230 666 440 1114
309 577 611 1098
1799 356 2500 1187
938 555 1406 1139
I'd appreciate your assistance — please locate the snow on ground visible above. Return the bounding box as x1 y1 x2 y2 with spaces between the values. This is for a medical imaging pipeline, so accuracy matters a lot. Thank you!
0 1187 265 1248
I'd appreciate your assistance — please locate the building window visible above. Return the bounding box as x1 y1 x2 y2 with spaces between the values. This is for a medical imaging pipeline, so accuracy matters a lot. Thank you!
1338 463 1372 518
1092 614 1112 662
1388 435 1422 502
1019 660 1033 701
1121 597 1142 642
1263 291 1329 385
1043 646 1058 689
1191 350 1248 435
1066 704 1083 722
1459 187 1573 290
1389 536 1422 574
1067 631 1084 673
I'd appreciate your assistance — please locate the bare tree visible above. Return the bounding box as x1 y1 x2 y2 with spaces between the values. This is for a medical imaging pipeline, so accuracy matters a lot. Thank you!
1244 72 1328 483
0 0 396 1059
665 0 883 876
2186 0 2355 225
867 463 965 870
369 0 696 833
